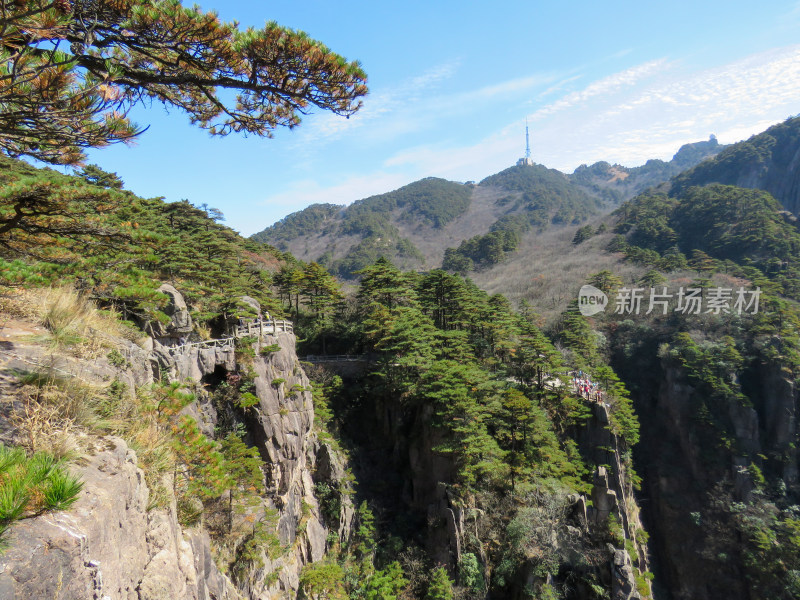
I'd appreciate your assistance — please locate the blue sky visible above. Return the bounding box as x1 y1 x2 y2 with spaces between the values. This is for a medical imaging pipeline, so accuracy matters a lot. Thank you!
82 1 800 236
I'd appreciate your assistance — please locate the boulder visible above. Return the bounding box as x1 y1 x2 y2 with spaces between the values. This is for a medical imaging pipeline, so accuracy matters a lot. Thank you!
611 546 641 599
147 283 193 339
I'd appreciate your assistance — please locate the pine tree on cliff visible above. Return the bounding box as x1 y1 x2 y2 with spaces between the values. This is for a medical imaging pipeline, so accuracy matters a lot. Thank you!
301 261 343 318
426 567 453 600
416 269 473 331
0 1 367 266
363 303 439 397
419 359 507 489
357 257 416 310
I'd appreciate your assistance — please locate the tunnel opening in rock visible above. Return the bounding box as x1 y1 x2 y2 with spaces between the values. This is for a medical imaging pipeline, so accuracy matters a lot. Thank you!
201 364 229 390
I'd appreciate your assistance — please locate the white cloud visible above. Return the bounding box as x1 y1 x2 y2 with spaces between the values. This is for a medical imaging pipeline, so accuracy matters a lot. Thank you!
294 63 556 154
537 75 584 100
293 61 461 147
258 172 414 216
529 44 800 169
531 59 670 120
383 130 517 182
376 44 800 178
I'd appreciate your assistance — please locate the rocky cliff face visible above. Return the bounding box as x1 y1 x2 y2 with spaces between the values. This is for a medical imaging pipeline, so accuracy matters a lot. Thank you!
348 386 648 599
638 361 799 600
0 437 239 600
148 327 355 599
0 291 350 600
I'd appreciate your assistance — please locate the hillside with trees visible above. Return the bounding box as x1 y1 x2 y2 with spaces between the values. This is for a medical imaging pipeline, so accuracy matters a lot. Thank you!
571 137 724 204
409 122 800 598
251 138 723 278
252 166 600 277
581 178 800 599
292 258 648 599
670 116 800 214
0 156 652 600
0 155 291 330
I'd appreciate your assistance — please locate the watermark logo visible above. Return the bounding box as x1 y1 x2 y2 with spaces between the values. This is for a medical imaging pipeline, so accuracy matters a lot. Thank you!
578 285 608 316
576 286 762 317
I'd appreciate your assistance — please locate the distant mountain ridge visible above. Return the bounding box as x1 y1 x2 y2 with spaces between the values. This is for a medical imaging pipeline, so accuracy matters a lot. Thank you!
572 135 722 203
251 136 725 277
670 116 800 214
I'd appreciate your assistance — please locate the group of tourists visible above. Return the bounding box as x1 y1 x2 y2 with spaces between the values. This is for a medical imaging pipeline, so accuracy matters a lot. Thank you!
237 314 271 328
571 370 604 403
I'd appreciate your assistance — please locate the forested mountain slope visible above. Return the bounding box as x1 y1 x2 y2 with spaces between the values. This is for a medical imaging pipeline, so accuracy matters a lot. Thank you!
251 138 722 278
671 116 800 214
0 156 289 330
589 178 800 600
416 120 800 599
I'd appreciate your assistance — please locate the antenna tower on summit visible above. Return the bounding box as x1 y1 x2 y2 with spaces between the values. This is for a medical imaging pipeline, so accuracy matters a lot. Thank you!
525 119 531 159
517 119 534 166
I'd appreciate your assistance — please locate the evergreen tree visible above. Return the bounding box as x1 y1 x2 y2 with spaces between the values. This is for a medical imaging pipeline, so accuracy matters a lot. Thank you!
572 224 594 244
497 389 534 492
219 432 265 528
357 257 416 310
0 1 367 164
639 269 667 287
480 294 518 366
274 263 305 319
511 318 562 389
301 262 343 318
0 167 128 258
364 304 439 397
76 164 124 189
588 270 623 296
689 249 718 274
364 562 407 600
426 567 454 600
299 561 347 600
554 301 600 368
420 360 507 488
593 365 639 446
417 269 472 331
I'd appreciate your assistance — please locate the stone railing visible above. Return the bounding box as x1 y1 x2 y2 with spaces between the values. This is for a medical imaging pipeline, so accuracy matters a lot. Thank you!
165 319 294 354
167 337 235 354
234 320 293 337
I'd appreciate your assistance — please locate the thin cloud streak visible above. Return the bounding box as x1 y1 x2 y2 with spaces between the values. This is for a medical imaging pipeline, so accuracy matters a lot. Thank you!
257 172 414 216
531 44 800 170
532 59 670 120
294 65 556 153
256 44 800 230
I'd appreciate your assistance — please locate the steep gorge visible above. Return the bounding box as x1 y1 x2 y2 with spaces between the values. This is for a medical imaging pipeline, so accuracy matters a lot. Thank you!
325 363 650 599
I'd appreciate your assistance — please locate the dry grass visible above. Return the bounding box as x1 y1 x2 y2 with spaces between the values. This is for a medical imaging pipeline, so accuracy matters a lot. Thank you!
282 230 363 263
5 288 181 510
11 372 99 459
472 224 647 323
11 397 82 460
32 287 127 357
122 416 174 510
194 322 212 341
0 288 39 320
12 370 176 509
